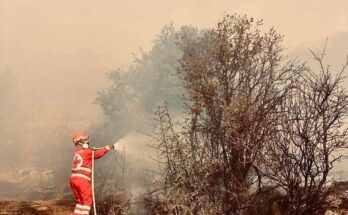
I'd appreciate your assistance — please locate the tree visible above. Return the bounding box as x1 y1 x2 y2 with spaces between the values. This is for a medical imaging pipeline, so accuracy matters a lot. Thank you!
261 44 348 215
154 14 304 214
94 24 197 144
93 25 202 213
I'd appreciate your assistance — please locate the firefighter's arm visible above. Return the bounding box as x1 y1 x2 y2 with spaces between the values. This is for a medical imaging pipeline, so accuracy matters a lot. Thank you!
93 145 114 159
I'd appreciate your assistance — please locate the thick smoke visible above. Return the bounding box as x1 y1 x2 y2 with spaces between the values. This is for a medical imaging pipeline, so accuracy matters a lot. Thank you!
87 25 190 213
0 72 20 200
1 13 348 214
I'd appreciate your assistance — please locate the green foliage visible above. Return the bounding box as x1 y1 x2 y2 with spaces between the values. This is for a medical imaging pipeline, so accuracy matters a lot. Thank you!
96 25 187 118
94 25 203 144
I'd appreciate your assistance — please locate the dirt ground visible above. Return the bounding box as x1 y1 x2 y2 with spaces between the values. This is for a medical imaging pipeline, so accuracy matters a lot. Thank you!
0 200 74 215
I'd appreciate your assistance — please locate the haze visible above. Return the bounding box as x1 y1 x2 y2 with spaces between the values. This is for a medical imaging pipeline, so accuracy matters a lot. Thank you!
0 0 348 154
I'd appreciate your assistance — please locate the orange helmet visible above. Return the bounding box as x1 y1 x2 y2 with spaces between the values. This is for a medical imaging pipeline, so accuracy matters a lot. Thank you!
72 131 89 145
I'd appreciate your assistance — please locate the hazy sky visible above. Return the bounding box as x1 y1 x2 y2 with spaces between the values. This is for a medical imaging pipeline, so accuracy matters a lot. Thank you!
2 0 347 67
0 0 348 143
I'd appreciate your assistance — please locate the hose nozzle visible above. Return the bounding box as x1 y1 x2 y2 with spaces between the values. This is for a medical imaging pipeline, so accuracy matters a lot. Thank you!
113 142 118 150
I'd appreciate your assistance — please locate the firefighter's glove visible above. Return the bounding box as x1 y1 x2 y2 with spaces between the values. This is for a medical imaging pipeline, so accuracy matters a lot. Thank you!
105 145 114 151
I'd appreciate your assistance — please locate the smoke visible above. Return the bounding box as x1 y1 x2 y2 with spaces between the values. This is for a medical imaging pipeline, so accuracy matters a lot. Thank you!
112 132 163 201
289 33 348 181
87 25 186 214
113 132 160 171
0 72 20 169
89 29 348 214
0 1 347 209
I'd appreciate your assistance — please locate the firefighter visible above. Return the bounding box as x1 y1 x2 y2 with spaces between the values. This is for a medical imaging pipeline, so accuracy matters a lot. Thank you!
70 131 114 215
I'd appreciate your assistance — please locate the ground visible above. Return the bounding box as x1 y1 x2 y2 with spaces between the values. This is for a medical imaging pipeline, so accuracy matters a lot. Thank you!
0 200 74 215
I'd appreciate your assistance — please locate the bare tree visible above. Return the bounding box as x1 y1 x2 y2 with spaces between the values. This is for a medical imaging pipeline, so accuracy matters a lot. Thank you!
262 44 348 215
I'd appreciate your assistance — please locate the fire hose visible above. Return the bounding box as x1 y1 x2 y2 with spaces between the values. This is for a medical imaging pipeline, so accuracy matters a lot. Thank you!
91 144 117 215
91 149 97 215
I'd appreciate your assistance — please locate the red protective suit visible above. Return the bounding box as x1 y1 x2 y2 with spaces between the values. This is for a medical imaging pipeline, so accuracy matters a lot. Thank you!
70 146 109 215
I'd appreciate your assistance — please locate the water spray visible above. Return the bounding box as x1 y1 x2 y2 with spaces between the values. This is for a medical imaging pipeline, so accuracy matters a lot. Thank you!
89 132 160 215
